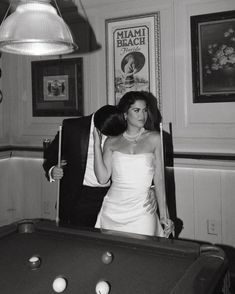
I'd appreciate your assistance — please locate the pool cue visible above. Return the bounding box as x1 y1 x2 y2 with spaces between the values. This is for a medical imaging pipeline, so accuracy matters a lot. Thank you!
56 125 62 226
159 122 166 216
160 122 174 237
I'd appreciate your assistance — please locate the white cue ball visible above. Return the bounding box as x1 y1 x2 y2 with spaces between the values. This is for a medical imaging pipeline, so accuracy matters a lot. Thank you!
95 280 110 294
52 276 67 293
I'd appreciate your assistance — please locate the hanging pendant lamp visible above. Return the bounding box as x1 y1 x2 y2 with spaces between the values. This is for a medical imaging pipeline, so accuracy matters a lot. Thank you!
0 0 78 56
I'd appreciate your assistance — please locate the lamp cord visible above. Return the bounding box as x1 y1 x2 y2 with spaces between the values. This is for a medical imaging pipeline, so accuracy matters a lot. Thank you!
0 2 12 25
53 0 89 22
78 0 89 21
53 0 63 18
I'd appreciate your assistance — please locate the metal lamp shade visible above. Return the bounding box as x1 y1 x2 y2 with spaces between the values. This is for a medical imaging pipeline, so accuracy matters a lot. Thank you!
0 1 78 56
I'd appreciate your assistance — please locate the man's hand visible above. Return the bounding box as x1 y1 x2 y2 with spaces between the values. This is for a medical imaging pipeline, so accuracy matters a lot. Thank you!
51 160 67 180
143 187 157 214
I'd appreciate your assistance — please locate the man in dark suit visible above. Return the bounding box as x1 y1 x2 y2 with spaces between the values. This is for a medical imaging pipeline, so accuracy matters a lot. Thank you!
43 105 126 227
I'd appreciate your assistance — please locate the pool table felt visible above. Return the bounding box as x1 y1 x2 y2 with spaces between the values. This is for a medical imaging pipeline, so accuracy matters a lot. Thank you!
0 220 228 294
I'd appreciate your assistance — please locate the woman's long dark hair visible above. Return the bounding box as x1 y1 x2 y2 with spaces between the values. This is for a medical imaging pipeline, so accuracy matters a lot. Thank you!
117 91 161 131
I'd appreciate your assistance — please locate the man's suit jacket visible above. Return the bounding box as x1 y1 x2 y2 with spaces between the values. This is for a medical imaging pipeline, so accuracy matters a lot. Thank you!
43 115 93 223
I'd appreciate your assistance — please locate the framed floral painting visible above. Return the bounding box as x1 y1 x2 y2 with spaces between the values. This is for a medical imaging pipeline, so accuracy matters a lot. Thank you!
191 10 235 103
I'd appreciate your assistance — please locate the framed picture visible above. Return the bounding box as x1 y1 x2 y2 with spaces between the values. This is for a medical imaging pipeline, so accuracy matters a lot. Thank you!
32 58 83 116
105 12 161 108
191 10 235 103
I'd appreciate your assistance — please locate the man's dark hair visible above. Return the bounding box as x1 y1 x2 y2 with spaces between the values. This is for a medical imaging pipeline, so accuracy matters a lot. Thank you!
94 105 126 136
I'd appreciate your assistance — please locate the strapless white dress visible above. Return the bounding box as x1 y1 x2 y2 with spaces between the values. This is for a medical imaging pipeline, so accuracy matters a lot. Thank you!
95 151 164 237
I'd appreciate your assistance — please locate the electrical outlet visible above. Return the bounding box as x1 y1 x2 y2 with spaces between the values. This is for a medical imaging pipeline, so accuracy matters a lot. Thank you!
207 219 219 235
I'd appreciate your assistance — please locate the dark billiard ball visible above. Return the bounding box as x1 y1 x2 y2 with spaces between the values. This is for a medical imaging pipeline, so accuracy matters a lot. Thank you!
101 251 113 265
28 256 41 270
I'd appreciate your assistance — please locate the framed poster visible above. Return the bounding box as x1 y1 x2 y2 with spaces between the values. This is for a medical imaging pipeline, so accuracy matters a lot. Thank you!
32 58 83 116
106 12 161 107
191 10 235 103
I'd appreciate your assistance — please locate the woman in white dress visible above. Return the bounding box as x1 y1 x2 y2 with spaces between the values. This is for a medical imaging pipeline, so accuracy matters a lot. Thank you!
93 91 173 237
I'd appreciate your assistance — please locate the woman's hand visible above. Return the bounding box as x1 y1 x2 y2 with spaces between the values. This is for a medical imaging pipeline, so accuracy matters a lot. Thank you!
160 218 175 238
93 127 102 145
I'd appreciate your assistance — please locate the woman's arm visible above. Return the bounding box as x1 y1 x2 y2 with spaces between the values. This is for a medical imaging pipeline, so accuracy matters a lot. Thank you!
93 127 113 184
152 133 174 237
152 133 168 220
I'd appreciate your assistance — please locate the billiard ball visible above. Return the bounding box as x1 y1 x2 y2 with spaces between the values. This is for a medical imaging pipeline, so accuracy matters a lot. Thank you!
101 251 113 264
95 280 110 294
52 276 67 293
28 256 41 270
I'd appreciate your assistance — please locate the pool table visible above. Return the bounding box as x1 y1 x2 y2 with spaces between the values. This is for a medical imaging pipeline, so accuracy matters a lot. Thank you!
0 219 228 294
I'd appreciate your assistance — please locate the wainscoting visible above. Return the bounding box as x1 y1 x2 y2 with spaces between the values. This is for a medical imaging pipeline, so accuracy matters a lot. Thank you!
170 156 235 248
0 148 235 249
0 149 57 226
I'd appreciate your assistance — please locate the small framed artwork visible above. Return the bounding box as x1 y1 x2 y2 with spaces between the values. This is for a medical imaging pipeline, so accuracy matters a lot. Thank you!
105 12 161 107
191 10 235 103
32 58 83 116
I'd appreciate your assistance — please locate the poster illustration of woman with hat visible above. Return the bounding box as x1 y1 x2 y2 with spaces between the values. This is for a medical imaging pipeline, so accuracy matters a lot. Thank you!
121 51 146 91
